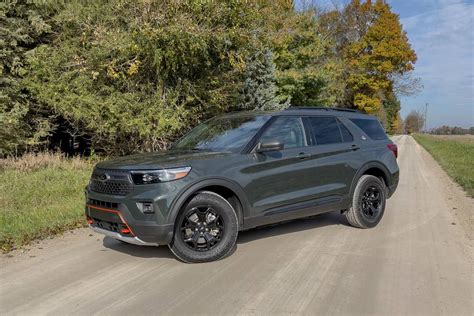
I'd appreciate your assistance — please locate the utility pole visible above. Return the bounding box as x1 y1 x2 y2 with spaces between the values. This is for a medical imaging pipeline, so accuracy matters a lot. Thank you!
424 103 428 133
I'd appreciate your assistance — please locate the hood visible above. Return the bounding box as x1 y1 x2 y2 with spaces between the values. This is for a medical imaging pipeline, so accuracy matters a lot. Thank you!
96 149 232 170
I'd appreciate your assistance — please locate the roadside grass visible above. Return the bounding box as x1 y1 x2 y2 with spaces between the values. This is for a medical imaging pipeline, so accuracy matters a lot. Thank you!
0 153 93 252
413 134 474 197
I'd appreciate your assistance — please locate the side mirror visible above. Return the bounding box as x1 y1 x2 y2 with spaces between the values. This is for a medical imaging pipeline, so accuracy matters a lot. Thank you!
256 141 284 153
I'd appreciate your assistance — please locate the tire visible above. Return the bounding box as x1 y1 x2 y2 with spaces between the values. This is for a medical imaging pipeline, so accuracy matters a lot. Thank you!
345 175 386 229
168 191 238 263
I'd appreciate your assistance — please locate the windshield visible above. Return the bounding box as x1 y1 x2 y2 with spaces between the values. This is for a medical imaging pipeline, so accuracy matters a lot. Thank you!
173 114 270 153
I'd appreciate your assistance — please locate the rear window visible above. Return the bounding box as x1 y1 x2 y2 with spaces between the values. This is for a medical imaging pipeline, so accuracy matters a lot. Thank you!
350 119 387 140
309 117 341 145
308 116 353 145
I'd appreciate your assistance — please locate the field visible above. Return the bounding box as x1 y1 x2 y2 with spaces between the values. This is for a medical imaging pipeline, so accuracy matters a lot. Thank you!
413 134 474 197
0 153 93 252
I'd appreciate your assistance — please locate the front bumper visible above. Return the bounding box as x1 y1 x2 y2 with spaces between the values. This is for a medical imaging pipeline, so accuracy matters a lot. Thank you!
85 201 174 245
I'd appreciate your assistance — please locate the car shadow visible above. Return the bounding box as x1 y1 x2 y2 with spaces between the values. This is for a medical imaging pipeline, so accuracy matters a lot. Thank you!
102 211 349 259
102 237 175 259
237 211 348 244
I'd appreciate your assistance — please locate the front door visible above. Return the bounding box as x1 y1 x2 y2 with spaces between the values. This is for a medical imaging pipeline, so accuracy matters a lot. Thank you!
242 116 318 217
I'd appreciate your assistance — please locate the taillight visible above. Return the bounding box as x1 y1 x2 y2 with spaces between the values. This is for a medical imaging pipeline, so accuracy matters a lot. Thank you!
387 144 398 158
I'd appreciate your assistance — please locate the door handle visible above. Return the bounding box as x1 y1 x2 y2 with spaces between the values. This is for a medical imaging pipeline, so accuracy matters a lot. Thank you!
351 144 360 151
297 152 310 160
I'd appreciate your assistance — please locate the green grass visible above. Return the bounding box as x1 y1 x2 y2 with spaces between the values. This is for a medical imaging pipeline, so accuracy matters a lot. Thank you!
0 154 92 252
413 134 474 197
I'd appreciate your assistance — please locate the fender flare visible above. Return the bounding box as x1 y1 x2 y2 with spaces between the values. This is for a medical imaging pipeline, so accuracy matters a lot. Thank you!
349 161 391 199
166 177 250 228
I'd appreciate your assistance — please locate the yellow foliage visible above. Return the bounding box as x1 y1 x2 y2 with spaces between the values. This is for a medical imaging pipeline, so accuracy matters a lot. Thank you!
127 60 141 76
344 0 416 112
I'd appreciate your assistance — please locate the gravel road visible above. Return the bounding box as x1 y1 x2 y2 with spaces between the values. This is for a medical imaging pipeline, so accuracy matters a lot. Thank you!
1 135 472 315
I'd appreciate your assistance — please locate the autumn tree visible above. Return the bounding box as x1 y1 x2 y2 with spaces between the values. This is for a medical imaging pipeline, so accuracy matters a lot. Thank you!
320 0 417 114
345 0 416 113
1 0 418 156
405 110 424 134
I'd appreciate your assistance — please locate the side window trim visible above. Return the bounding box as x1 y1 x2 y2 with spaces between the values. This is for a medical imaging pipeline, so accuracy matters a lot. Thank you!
302 117 316 146
336 118 354 143
243 116 277 153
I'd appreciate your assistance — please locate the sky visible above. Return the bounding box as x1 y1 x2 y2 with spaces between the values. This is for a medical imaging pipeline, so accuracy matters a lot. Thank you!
298 0 474 128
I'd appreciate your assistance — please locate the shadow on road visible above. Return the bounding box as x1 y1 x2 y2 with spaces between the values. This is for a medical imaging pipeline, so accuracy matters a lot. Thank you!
102 237 175 259
102 211 348 259
237 211 347 244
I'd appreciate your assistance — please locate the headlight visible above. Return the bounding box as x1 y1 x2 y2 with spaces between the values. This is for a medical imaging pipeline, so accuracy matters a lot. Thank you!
130 167 191 185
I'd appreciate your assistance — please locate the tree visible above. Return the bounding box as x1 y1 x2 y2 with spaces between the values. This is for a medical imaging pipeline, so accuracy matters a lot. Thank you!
394 113 405 134
0 1 59 156
263 2 343 106
320 0 417 116
404 110 424 134
237 50 285 111
383 93 401 134
344 0 417 113
24 1 266 154
1 0 418 156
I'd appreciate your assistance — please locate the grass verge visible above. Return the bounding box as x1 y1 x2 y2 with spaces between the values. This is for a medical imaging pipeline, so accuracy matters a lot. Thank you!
0 153 93 252
413 134 474 197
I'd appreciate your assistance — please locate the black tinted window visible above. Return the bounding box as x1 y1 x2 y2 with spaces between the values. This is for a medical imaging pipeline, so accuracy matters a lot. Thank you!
260 116 307 149
338 120 354 142
309 117 342 145
350 119 387 140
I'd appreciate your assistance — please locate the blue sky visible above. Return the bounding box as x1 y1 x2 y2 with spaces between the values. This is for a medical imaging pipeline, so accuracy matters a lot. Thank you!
391 0 473 128
298 0 474 128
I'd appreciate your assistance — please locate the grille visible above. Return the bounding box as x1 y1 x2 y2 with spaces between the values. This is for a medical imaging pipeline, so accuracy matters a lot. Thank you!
87 198 119 209
89 168 133 196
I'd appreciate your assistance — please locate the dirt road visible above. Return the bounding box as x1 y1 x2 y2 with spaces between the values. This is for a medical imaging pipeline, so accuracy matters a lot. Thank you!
1 135 472 315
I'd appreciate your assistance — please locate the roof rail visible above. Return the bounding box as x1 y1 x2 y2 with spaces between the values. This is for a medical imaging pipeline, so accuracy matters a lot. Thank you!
284 106 360 113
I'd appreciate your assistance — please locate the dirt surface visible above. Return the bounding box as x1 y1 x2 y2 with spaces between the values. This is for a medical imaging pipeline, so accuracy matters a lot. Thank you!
1 135 472 315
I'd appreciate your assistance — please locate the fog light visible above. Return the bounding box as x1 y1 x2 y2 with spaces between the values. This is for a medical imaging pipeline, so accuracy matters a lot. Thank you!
137 202 154 214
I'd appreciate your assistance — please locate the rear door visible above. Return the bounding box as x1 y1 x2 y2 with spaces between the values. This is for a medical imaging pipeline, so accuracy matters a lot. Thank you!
302 116 361 203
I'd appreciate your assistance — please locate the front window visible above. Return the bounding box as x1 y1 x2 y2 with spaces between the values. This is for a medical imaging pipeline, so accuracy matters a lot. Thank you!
259 116 307 149
172 114 270 153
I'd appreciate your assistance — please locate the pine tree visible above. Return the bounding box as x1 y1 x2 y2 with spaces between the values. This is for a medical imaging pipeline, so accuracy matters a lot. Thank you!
238 50 286 111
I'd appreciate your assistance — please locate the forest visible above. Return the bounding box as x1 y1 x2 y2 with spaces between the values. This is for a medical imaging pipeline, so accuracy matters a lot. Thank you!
1 0 418 156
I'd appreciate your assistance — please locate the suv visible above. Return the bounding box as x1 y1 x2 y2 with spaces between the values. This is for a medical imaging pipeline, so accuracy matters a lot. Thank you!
85 107 399 263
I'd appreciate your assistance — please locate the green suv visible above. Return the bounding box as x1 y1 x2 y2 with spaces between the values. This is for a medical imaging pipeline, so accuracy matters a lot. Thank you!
85 107 399 262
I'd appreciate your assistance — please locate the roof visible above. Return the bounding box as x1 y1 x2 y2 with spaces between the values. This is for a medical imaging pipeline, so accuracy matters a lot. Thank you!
275 106 372 119
216 107 373 120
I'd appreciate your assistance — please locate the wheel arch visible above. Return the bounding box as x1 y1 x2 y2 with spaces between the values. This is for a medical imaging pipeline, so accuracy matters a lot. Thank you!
167 178 248 230
349 162 391 203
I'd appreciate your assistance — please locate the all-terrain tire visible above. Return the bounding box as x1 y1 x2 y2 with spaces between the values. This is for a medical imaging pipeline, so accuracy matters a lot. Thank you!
169 191 238 263
346 175 386 229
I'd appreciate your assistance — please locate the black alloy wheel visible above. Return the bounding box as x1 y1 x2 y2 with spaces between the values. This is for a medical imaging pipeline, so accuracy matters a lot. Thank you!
360 186 383 222
345 175 386 229
180 206 224 251
169 191 238 263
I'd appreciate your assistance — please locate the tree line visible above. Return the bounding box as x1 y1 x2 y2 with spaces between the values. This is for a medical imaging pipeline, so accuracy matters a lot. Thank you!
403 110 473 135
1 0 418 156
